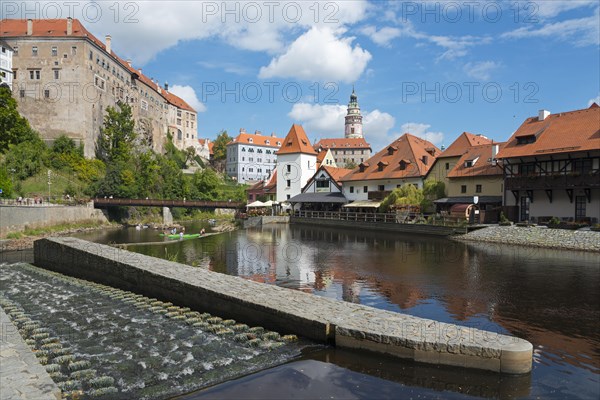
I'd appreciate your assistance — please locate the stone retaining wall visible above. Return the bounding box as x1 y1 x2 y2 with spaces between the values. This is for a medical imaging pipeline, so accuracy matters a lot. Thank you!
455 225 600 252
0 204 109 236
292 217 456 236
34 237 533 374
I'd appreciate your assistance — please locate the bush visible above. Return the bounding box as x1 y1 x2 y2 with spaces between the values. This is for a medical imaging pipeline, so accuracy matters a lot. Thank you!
548 216 561 226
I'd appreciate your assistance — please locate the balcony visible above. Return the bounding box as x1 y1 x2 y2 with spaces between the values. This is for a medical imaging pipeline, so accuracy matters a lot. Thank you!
505 171 600 190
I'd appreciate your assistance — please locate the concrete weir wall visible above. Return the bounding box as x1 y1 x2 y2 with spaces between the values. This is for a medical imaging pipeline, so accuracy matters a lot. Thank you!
34 237 533 374
0 204 108 236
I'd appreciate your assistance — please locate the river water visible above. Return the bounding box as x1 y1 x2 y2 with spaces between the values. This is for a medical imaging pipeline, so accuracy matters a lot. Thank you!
56 223 600 398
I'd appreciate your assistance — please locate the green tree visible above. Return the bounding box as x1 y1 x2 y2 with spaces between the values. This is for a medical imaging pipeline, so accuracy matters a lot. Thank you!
96 102 136 163
189 168 221 200
48 135 84 170
4 139 46 180
380 185 425 212
212 130 231 161
0 167 13 197
344 160 357 169
0 85 39 153
422 179 445 211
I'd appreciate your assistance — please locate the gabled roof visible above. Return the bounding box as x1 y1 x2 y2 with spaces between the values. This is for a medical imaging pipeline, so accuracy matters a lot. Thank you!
228 132 282 148
198 139 214 155
2 19 195 113
447 143 505 178
276 124 317 155
323 166 353 185
340 134 440 182
439 132 492 158
314 138 371 150
496 104 600 159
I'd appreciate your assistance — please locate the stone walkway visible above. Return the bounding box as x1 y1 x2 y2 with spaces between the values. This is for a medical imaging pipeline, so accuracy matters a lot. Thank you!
455 225 600 252
0 309 61 400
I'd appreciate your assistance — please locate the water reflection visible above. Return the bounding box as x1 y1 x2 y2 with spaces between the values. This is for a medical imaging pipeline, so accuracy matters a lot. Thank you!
80 224 600 399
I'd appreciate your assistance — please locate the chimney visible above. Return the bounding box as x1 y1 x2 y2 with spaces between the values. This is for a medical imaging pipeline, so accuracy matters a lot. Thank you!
255 130 262 135
105 35 112 54
538 109 550 121
492 144 499 159
27 19 33 36
164 81 169 91
240 128 246 134
126 59 132 67
138 68 142 75
271 132 276 137
67 17 73 35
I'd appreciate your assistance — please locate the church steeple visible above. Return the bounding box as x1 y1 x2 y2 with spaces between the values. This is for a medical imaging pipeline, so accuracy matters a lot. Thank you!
345 87 363 139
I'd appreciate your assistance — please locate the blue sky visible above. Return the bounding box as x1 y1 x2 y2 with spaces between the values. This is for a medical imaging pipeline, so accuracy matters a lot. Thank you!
6 1 599 151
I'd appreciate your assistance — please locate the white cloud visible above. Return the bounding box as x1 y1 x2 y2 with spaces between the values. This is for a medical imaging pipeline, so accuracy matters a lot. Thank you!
169 85 207 112
259 26 372 83
534 1 598 19
463 61 500 81
400 123 444 146
588 95 600 106
501 7 599 46
360 25 402 47
288 103 395 151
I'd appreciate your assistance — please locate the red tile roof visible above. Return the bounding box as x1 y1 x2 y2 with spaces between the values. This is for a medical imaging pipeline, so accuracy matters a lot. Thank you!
316 148 329 165
2 19 195 112
439 132 492 158
447 143 505 178
276 125 318 155
341 134 440 182
322 166 353 185
228 132 282 148
314 138 371 150
198 139 214 155
496 104 600 158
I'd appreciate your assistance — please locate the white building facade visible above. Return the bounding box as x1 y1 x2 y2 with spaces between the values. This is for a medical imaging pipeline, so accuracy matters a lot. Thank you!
226 129 281 183
0 41 13 89
276 124 317 202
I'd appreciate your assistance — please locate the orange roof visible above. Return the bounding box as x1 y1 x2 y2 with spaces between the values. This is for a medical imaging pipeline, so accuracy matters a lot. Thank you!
439 132 492 158
496 104 600 158
447 143 505 178
341 134 440 182
314 138 371 150
276 124 318 155
228 132 281 148
322 166 352 185
264 170 277 193
2 19 195 112
316 149 329 164
198 139 214 155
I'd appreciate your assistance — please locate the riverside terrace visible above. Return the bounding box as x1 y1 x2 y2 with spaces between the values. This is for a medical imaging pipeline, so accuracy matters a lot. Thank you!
34 237 533 374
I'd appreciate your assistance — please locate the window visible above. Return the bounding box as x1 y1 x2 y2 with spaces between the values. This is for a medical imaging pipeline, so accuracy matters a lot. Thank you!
445 162 449 170
476 184 482 193
177 129 182 140
51 46 57 56
177 110 182 117
177 118 181 125
89 50 93 60
575 196 586 220
350 186 354 193
316 180 329 189
63 53 67 59
520 163 535 176
32 46 38 56
461 185 467 193
13 70 17 79
19 89 25 98
141 99 148 111
573 159 593 174
13 46 18 55
363 186 368 193
378 185 385 191
249 168 254 172
53 70 60 79
29 70 41 80
287 195 291 200
465 160 474 168
287 164 291 173
71 46 77 55
191 122 194 129
1 47 4 53
516 135 536 145
44 89 50 98
287 180 291 187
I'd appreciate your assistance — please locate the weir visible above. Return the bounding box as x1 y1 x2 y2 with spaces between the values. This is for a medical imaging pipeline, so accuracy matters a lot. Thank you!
34 237 533 374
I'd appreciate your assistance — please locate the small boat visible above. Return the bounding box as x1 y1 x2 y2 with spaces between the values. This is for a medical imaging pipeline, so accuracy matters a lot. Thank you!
159 233 201 239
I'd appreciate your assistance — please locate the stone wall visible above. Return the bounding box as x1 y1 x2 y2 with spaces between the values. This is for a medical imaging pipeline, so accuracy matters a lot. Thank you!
0 204 109 236
34 237 533 374
292 217 456 236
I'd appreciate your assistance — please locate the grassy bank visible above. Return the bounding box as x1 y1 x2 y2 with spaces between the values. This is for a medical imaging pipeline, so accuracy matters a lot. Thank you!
3 220 117 240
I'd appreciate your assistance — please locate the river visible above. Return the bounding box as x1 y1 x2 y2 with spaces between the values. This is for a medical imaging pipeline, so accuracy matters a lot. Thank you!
68 222 600 399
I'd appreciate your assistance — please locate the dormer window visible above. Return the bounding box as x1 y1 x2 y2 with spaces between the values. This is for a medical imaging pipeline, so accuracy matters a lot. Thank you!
248 137 253 143
377 161 388 171
276 141 281 146
516 135 536 145
399 159 411 170
387 146 397 155
266 140 270 145
359 162 369 172
464 157 479 168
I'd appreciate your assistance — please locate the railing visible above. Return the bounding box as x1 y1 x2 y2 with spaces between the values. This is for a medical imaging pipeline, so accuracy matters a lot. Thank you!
93 198 244 209
505 171 600 190
294 210 470 227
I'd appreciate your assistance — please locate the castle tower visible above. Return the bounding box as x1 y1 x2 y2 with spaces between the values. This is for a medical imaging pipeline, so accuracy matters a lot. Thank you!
344 87 363 139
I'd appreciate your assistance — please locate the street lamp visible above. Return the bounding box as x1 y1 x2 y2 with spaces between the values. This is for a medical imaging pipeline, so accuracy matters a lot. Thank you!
47 169 52 201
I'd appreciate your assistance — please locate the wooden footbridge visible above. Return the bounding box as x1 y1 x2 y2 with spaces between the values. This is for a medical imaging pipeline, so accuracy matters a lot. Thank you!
93 198 244 209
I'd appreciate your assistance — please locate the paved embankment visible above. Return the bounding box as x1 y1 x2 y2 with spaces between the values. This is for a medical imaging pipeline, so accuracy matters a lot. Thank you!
34 237 533 374
0 309 61 400
455 225 600 252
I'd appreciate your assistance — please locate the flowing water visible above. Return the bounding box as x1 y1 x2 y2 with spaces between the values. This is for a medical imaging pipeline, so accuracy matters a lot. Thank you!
0 263 307 399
